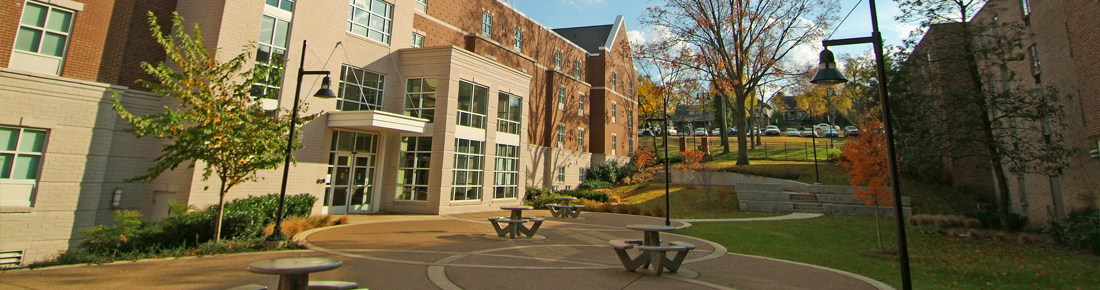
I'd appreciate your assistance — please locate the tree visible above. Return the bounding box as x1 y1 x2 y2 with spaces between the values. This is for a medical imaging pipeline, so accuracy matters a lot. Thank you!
112 12 317 242
632 39 702 157
895 0 1076 228
642 0 839 164
839 115 893 249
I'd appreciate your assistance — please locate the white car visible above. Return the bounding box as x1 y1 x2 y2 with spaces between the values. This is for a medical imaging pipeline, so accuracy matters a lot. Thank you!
666 127 678 136
814 123 832 131
693 128 709 136
785 128 801 136
711 128 721 136
764 125 781 136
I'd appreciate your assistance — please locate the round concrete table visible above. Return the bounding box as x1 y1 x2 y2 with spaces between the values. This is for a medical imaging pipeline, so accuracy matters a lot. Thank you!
247 257 342 290
500 205 533 220
626 224 677 246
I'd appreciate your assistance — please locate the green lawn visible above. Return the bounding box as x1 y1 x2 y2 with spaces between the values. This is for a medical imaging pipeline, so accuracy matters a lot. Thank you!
610 182 782 219
641 135 845 162
679 216 1099 290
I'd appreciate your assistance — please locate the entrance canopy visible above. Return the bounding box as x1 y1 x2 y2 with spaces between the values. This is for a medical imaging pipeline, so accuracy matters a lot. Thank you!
326 110 429 133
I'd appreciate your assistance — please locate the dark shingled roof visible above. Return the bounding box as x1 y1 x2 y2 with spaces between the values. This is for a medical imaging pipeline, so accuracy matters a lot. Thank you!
552 25 614 54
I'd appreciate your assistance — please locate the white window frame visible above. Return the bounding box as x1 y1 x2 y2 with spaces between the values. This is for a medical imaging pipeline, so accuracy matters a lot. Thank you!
0 126 48 208
253 15 291 100
554 50 562 70
347 0 394 44
557 85 566 110
12 1 75 75
493 144 519 199
611 102 617 123
411 32 425 48
578 93 585 116
405 78 436 122
396 137 432 201
574 60 582 79
557 124 565 148
496 91 522 135
578 128 585 152
338 65 385 111
452 139 484 201
457 80 489 129
611 72 617 91
557 166 565 183
513 28 523 52
611 134 617 156
482 12 492 36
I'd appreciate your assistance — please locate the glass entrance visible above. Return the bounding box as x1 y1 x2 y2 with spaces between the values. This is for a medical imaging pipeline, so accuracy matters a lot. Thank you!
326 131 378 214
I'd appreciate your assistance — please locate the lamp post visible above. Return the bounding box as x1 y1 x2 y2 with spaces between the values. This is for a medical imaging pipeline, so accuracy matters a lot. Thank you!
811 123 822 185
270 40 337 241
810 0 911 288
646 89 672 226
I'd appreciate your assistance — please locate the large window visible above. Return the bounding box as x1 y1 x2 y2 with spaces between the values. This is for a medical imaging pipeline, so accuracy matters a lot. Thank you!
493 144 519 199
557 166 565 183
513 28 523 52
397 137 432 201
253 15 291 99
339 65 385 111
348 0 393 44
557 124 565 148
458 81 488 128
452 139 484 201
611 72 618 91
578 128 585 152
497 92 522 135
405 78 437 122
482 12 492 36
579 93 585 116
554 51 562 70
411 32 424 48
1 126 48 207
611 102 617 123
574 60 582 79
557 85 566 110
13 1 74 75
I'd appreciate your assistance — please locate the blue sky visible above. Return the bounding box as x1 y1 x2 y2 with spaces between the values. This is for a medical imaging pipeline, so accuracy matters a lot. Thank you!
509 0 918 64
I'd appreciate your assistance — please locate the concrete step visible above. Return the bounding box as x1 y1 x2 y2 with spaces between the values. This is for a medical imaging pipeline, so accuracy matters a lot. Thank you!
734 182 784 193
793 203 824 213
789 193 818 202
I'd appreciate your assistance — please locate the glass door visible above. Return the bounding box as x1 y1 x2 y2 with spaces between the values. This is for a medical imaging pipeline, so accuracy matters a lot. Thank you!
326 131 378 214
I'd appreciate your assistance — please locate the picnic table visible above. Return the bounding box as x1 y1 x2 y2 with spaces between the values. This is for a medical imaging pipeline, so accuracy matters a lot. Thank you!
245 257 357 290
608 224 696 276
488 205 544 238
547 196 585 218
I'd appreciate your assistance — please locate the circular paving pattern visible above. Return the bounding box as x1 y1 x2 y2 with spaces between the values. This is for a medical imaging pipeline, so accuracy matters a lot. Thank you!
302 211 892 290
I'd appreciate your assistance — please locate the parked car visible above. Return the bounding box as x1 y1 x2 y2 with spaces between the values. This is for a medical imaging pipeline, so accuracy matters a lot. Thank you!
814 123 832 131
693 128 709 136
785 128 801 136
711 128 722 136
764 125 781 135
728 128 738 135
639 129 656 137
816 128 840 138
801 129 815 137
666 127 678 136
844 126 859 137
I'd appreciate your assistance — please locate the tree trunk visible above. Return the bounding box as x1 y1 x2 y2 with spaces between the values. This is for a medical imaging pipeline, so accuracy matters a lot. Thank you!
979 110 1014 230
874 195 884 249
734 95 749 165
719 95 730 153
213 180 227 243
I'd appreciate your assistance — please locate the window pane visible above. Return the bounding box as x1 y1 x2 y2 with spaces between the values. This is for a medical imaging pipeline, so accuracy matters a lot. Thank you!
0 128 17 151
40 32 65 57
423 78 437 92
259 16 275 44
267 0 279 6
417 138 432 151
407 79 422 92
21 3 47 27
273 19 289 48
46 9 71 32
18 130 45 153
0 154 12 178
13 155 40 179
14 27 42 53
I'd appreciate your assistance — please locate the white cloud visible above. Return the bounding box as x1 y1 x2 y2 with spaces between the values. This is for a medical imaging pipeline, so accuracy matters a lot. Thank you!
627 30 646 44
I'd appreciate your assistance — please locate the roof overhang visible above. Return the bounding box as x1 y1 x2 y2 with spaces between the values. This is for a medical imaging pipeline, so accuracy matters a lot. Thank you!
326 110 428 133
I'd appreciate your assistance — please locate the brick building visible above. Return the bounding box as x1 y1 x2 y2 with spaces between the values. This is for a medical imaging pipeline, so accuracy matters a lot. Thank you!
0 0 637 265
905 0 1099 225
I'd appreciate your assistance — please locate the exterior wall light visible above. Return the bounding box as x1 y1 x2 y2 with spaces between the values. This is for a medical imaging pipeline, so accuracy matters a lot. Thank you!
111 188 123 209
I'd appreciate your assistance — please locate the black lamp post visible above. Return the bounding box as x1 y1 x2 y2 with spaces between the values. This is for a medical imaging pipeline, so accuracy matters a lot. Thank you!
269 40 336 241
646 87 673 226
810 0 911 288
811 123 822 185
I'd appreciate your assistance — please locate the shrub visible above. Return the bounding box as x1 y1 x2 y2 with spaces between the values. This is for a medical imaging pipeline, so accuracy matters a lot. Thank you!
966 211 1029 231
525 188 553 202
260 215 348 238
556 189 610 203
632 150 655 169
586 161 621 183
1044 208 1100 254
616 204 637 214
655 155 683 165
577 180 613 191
596 203 614 212
525 192 560 209
79 210 160 255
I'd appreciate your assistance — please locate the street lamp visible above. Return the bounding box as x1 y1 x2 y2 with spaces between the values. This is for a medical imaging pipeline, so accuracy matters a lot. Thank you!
810 0 912 288
270 40 336 241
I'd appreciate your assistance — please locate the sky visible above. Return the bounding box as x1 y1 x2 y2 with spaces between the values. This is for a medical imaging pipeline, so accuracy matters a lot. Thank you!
507 0 919 75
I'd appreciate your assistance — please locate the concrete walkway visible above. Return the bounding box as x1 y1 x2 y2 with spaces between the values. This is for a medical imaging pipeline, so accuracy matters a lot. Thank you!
676 212 824 223
0 211 890 290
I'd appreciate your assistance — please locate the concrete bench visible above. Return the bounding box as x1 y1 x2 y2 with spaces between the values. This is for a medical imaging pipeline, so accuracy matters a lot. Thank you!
547 204 584 218
226 285 267 290
609 239 694 275
308 280 359 290
488 216 542 238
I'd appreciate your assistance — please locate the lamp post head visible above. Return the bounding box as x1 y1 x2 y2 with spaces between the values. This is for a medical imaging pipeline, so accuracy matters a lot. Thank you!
810 48 849 85
314 76 337 99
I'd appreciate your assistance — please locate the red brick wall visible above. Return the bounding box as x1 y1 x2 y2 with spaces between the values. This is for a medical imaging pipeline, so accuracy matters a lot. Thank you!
0 0 175 87
1064 0 1100 140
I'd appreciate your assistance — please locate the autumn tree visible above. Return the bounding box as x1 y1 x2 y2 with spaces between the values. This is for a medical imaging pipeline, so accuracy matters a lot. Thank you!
896 0 1076 228
839 115 893 249
642 0 839 164
112 12 316 242
632 39 702 157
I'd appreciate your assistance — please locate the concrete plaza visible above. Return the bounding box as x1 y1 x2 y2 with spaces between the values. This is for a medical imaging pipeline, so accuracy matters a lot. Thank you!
0 212 892 290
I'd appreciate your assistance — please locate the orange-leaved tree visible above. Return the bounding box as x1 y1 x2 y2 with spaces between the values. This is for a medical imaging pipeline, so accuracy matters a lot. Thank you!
839 114 892 249
632 149 656 170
